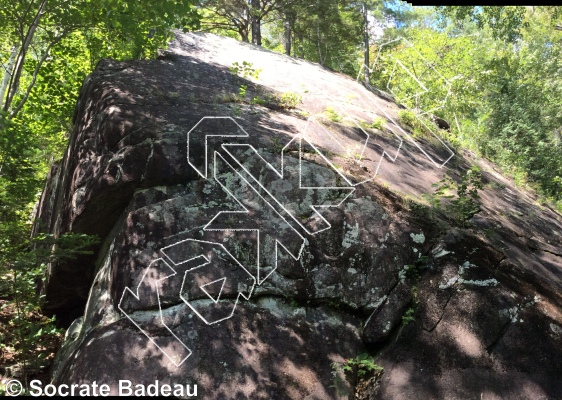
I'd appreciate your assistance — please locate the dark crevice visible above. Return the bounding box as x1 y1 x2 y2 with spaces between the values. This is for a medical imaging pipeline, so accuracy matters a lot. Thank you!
486 320 512 354
248 293 368 318
512 232 562 258
422 289 455 333
486 297 537 354
124 292 369 318
529 245 562 258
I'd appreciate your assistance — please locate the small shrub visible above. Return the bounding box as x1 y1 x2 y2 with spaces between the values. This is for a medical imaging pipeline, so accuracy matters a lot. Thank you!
432 166 484 225
400 255 430 281
402 307 415 325
325 107 342 122
341 353 384 377
229 61 262 80
279 92 302 109
397 110 433 137
397 109 416 128
370 116 386 130
330 354 384 398
251 96 266 105
238 84 247 98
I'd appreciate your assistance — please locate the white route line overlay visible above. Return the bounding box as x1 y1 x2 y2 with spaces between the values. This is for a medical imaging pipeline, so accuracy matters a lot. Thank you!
221 137 355 237
120 35 459 364
206 150 306 285
172 239 256 325
187 116 249 179
118 238 257 367
118 256 195 367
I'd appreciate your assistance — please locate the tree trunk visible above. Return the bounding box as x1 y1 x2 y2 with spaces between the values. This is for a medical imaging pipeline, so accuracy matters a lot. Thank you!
239 26 249 42
252 18 262 45
317 24 324 65
250 0 262 46
237 6 250 42
363 2 370 83
297 32 303 58
284 13 292 56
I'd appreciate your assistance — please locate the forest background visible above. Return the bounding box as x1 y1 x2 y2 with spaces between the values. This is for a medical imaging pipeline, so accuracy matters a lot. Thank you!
0 1 561 388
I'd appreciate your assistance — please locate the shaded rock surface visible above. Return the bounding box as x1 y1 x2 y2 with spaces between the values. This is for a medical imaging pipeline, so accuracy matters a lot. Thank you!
34 32 562 399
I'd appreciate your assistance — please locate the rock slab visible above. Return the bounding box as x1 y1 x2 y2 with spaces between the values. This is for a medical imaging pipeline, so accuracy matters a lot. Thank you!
34 32 562 399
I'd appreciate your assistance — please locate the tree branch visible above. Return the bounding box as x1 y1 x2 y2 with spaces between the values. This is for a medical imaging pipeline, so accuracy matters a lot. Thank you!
8 34 64 120
21 0 39 21
4 0 48 115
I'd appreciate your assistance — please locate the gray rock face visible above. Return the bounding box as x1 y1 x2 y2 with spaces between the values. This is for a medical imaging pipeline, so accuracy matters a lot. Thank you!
34 33 562 399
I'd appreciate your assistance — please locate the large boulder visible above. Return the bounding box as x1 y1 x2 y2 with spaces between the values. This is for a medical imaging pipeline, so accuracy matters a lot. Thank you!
34 32 562 399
